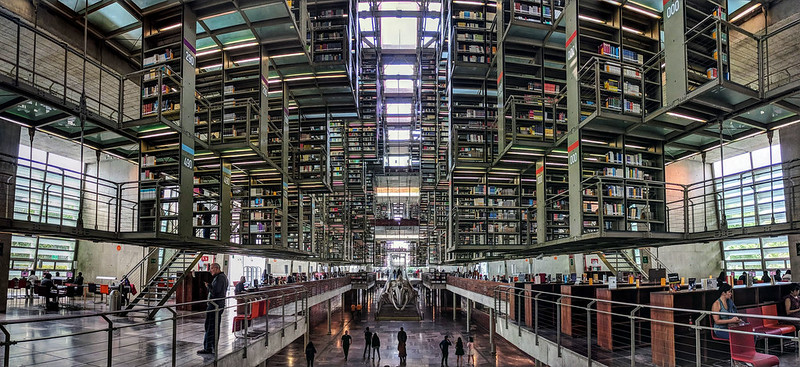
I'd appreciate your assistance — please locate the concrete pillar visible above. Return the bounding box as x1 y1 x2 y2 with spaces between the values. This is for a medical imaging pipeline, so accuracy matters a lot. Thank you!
466 300 471 331
489 307 496 355
327 298 332 335
453 292 457 321
780 125 800 281
341 293 345 321
0 121 21 313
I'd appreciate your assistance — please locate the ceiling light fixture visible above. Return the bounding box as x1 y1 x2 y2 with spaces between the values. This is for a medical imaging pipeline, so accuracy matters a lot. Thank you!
159 23 182 32
271 52 305 58
234 57 260 64
731 3 761 23
578 15 605 24
140 131 177 139
667 111 706 123
453 0 485 6
224 42 258 50
624 4 661 19
622 26 644 35
196 49 220 57
200 64 222 70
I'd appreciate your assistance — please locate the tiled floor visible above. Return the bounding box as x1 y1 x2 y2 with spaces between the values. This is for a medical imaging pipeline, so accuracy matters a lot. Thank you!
0 295 298 366
267 291 537 367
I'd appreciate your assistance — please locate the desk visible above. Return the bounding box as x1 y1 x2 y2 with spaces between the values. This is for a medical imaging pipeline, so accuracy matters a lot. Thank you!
561 284 606 337
650 283 794 367
523 283 562 329
596 285 669 351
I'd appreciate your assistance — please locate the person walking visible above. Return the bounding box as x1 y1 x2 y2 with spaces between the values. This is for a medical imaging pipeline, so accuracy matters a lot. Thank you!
466 337 475 366
305 341 317 367
341 330 352 361
397 327 408 364
455 337 465 367
198 263 228 355
439 335 452 367
371 332 381 361
363 327 373 359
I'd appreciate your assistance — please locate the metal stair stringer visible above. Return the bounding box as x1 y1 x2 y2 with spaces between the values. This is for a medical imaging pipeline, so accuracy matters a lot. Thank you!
124 250 203 320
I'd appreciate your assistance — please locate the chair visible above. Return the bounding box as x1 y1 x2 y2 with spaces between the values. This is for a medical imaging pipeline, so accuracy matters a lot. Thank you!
729 324 780 367
232 299 262 336
16 279 27 299
745 307 783 353
761 304 796 352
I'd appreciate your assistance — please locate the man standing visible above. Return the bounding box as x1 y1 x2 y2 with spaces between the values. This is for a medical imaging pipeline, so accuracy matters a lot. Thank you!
397 327 408 364
341 330 352 361
439 335 452 367
198 263 228 355
363 327 372 359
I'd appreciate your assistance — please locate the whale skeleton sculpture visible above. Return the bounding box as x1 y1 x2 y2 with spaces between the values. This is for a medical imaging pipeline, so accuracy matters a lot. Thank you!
379 270 418 311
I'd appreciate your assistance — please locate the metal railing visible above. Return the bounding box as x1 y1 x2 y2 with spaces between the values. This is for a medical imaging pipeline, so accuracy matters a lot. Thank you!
762 18 800 94
492 284 800 367
0 286 309 367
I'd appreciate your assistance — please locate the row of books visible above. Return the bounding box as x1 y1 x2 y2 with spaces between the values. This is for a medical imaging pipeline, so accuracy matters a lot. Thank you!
598 43 644 64
143 50 174 67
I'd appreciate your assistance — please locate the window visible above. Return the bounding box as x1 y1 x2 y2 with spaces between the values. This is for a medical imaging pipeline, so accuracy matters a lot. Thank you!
381 17 418 49
384 64 414 76
384 79 414 94
712 145 784 228
14 146 83 227
723 236 790 275
386 103 412 115
386 155 410 167
388 129 411 141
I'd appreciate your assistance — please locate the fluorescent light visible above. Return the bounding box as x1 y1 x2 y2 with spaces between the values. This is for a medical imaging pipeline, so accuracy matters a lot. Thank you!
200 64 222 70
582 139 607 145
622 26 644 35
224 42 258 50
625 144 647 150
579 15 605 24
196 49 220 57
667 111 706 123
731 4 761 23
159 23 181 32
602 0 622 5
770 118 800 130
624 4 661 19
271 52 304 58
453 0 484 5
234 57 260 64
140 131 177 139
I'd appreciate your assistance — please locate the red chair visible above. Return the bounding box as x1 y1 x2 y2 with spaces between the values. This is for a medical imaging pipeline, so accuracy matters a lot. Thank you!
729 324 780 367
761 304 796 334
745 307 783 353
232 299 261 336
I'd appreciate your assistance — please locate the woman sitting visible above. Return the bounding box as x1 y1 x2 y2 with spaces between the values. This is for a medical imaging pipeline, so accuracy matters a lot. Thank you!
711 283 742 339
784 283 800 328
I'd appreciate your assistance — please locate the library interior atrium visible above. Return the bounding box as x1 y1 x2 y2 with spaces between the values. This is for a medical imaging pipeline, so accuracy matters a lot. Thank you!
2 0 800 366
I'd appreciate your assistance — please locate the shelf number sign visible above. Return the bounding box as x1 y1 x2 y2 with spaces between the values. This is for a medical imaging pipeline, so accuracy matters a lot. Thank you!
183 155 193 169
666 0 680 19
569 152 578 165
185 50 195 67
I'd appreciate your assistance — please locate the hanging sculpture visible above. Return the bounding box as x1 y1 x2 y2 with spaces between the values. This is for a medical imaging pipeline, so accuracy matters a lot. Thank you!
378 269 418 311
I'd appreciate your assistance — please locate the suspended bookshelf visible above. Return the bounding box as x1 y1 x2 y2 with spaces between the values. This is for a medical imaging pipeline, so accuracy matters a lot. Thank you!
309 0 350 64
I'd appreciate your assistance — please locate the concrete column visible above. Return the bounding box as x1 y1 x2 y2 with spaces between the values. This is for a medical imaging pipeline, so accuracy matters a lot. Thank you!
780 125 800 281
0 121 21 313
452 292 457 321
327 298 332 335
489 307 496 355
466 299 471 331
341 293 345 321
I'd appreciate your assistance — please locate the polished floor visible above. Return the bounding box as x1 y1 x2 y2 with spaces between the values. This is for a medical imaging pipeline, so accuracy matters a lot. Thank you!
0 295 296 366
267 292 537 367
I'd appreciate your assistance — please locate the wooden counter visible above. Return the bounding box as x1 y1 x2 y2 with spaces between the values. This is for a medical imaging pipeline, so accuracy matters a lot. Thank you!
596 285 669 351
561 284 606 337
650 283 794 367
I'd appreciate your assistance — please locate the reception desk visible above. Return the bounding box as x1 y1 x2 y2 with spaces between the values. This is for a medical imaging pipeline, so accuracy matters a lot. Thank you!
650 283 794 367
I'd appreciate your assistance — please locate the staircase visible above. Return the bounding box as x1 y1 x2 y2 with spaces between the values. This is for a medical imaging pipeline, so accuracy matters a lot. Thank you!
596 249 650 281
124 250 202 319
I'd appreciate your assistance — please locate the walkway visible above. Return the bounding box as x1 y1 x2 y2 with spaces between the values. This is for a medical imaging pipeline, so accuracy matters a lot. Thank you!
268 295 536 366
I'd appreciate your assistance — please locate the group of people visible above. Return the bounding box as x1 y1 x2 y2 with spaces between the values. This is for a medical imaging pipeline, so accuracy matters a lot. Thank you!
300 327 477 366
721 269 792 284
711 278 800 339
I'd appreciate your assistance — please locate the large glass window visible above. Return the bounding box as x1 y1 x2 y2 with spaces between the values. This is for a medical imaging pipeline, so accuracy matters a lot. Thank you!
14 146 83 227
723 235 790 275
388 129 411 141
712 145 784 228
381 18 418 49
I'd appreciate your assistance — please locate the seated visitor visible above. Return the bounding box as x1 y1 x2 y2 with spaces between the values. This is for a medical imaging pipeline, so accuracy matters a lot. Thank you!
760 271 771 283
716 271 727 285
784 283 800 328
738 272 747 283
235 276 246 295
774 270 782 283
711 283 741 339
783 270 792 282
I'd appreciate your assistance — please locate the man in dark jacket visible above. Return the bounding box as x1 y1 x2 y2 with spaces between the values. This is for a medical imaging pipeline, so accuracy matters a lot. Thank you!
198 263 228 355
305 341 317 367
397 327 408 364
341 330 352 360
371 332 381 361
439 335 452 367
363 327 372 359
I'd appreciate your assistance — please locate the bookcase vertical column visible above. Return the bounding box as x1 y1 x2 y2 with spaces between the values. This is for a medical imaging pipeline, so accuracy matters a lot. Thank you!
259 47 271 155
219 161 232 242
662 0 688 106
178 5 197 239
564 0 581 238
281 82 290 249
535 160 546 244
